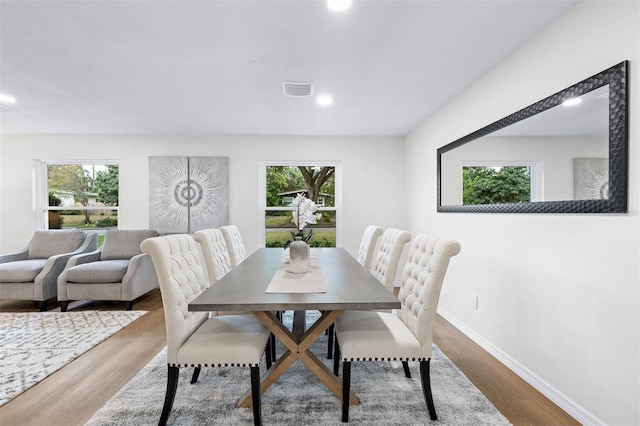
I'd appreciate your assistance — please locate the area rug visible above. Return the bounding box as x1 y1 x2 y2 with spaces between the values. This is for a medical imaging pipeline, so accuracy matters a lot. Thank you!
0 310 146 407
88 312 510 425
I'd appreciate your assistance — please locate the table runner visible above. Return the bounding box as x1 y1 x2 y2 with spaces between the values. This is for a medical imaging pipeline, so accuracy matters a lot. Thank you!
265 250 326 293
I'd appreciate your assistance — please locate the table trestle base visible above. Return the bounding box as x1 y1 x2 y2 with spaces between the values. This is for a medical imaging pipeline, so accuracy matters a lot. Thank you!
237 309 359 408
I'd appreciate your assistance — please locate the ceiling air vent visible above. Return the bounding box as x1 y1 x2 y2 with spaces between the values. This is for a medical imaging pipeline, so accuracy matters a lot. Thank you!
282 81 313 97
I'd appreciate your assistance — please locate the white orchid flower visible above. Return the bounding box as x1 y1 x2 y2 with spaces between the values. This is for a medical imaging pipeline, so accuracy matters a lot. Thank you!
290 193 320 231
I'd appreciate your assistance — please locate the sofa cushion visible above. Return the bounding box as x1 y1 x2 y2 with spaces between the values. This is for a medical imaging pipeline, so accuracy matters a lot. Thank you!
64 260 130 283
101 230 158 260
0 259 48 282
27 230 85 259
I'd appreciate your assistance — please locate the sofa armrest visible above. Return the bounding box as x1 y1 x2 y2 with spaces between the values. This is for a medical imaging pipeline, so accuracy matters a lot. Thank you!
65 249 102 268
121 253 160 299
33 233 99 301
0 249 29 264
78 232 99 254
34 253 79 301
122 253 151 281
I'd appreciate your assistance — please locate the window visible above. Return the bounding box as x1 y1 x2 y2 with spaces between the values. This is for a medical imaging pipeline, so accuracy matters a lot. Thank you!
260 162 341 248
461 161 541 205
38 160 119 231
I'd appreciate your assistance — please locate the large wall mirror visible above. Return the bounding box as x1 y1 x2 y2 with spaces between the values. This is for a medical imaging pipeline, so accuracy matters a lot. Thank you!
437 61 628 213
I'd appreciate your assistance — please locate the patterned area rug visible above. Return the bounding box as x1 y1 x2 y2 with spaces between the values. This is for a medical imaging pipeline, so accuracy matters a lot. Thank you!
0 310 146 406
88 312 510 425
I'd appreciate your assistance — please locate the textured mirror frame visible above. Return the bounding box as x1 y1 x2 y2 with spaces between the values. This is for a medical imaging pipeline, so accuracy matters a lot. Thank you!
437 61 628 213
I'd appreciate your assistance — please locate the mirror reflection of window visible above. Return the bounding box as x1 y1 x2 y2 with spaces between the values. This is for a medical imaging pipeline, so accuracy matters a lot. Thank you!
462 162 541 205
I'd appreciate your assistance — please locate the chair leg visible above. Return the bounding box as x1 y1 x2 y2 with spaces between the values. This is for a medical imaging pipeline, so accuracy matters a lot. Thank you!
37 300 48 312
250 366 262 426
159 365 179 426
265 340 273 370
59 301 69 312
270 332 276 361
190 367 201 384
420 359 437 421
124 301 133 310
271 311 279 361
333 337 340 376
342 361 351 423
327 323 334 359
402 361 411 378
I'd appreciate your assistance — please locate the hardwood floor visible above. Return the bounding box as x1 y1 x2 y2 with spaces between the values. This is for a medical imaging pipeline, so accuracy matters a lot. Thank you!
432 316 579 426
0 290 579 426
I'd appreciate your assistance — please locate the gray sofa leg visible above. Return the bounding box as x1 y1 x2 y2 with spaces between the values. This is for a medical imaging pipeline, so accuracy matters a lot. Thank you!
37 300 48 312
60 301 69 312
124 301 133 310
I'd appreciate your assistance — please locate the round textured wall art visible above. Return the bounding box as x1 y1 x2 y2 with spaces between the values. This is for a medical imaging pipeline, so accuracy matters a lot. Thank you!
149 156 229 234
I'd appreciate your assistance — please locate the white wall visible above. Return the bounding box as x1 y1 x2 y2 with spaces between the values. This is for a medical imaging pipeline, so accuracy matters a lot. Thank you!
0 134 405 259
405 1 639 424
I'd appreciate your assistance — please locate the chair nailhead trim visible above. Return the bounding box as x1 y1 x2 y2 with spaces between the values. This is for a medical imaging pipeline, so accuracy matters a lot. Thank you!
169 363 260 368
343 357 425 362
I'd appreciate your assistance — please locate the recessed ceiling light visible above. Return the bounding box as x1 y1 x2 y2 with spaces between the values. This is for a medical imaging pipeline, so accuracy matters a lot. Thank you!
0 93 17 104
327 0 352 12
317 94 333 106
562 97 582 106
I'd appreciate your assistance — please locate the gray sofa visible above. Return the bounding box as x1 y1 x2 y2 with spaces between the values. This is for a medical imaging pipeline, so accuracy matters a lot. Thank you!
0 230 98 311
57 229 159 311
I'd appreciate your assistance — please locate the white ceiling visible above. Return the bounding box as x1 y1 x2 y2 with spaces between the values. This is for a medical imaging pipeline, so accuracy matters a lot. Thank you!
0 0 579 136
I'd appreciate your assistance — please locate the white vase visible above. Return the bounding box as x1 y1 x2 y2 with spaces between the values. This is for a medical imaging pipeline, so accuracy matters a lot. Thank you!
289 239 310 274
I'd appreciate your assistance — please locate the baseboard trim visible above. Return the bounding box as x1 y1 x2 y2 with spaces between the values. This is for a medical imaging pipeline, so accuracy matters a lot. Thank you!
437 307 604 426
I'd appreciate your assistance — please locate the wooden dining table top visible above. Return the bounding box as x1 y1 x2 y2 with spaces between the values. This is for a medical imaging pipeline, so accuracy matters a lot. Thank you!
188 247 400 312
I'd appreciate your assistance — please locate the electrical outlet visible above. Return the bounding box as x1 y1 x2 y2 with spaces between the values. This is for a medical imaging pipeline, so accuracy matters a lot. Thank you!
471 294 479 310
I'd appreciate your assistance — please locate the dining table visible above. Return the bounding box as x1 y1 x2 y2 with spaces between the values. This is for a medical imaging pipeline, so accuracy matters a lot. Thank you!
188 247 400 408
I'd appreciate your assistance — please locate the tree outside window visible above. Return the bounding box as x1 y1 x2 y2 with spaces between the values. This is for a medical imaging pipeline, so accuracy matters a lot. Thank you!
264 164 338 248
462 165 531 205
45 162 119 230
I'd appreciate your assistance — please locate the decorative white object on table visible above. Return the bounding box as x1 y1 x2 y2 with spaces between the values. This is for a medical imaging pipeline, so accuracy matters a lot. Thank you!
289 239 311 273
285 193 321 272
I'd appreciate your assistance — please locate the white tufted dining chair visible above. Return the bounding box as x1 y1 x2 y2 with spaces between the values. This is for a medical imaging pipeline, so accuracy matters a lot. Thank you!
219 225 247 268
356 225 383 272
370 227 412 293
327 227 410 359
140 234 270 426
197 228 281 362
194 228 279 362
333 234 461 422
193 228 232 285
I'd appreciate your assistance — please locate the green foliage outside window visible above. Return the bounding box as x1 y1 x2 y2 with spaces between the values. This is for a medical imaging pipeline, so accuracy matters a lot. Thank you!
46 163 119 230
95 165 119 206
463 166 531 205
265 165 337 247
265 166 335 207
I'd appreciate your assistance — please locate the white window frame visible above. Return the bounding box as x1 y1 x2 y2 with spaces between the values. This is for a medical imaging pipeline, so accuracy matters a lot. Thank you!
259 161 342 248
35 159 119 231
461 161 542 202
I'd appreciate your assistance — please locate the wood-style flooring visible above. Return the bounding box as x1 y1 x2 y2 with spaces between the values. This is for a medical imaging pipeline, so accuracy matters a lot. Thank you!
0 290 579 425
